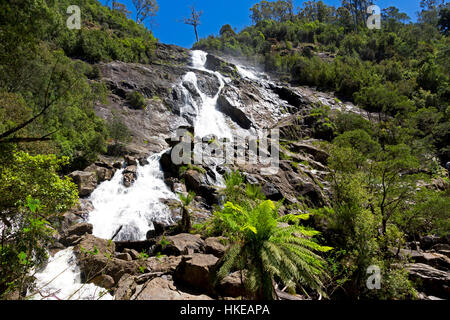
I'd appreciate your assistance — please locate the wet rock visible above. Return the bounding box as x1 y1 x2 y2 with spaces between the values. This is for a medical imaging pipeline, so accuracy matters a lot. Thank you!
146 221 168 239
174 254 219 294
124 155 138 166
138 157 149 166
217 87 253 129
123 165 138 187
205 54 239 78
69 171 98 197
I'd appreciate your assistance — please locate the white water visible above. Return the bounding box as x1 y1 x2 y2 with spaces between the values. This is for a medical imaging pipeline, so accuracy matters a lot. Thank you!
187 51 233 140
28 248 113 300
236 65 259 80
87 151 178 241
32 50 255 300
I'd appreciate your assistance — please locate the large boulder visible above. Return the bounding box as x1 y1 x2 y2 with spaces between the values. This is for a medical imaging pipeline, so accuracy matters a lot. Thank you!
74 234 141 283
123 165 137 187
155 233 205 256
174 254 219 294
145 256 183 274
217 271 247 298
204 237 228 258
60 222 93 246
64 222 93 237
184 169 221 205
69 171 98 197
134 277 213 300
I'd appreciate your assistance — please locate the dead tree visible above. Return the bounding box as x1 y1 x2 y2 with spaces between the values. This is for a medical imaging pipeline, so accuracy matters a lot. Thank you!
183 5 203 42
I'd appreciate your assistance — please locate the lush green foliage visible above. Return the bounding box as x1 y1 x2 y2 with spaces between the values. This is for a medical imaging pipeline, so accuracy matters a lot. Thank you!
0 150 78 298
194 0 450 163
215 200 332 299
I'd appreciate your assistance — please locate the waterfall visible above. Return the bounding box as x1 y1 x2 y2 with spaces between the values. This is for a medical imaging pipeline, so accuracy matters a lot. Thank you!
87 151 178 241
187 51 233 140
28 247 113 300
31 50 253 300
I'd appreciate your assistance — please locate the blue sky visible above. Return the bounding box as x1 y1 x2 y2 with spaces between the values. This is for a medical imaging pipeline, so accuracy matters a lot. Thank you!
99 1 423 49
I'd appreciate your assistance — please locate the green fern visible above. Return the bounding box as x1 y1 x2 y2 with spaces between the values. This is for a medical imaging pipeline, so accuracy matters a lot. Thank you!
214 200 332 299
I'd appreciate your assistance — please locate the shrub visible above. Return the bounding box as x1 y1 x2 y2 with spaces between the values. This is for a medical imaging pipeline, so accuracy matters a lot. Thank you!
126 91 146 109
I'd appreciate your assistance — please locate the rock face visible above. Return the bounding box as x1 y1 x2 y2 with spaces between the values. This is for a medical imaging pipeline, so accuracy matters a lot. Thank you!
68 171 98 197
406 263 450 298
174 254 219 294
205 54 239 78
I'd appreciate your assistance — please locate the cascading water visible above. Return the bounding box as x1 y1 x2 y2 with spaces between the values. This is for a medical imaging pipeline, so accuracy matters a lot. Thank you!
187 51 233 140
32 49 259 300
87 151 178 241
29 247 113 300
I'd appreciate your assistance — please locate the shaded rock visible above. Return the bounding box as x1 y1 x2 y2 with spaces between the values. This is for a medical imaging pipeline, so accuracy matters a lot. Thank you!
288 142 329 165
60 234 83 247
184 169 221 205
217 271 247 298
134 277 212 300
65 222 93 237
174 254 219 294
406 263 450 298
261 182 283 201
420 235 448 250
155 233 205 256
146 221 168 239
270 84 308 109
124 155 138 166
217 87 253 129
205 237 228 258
123 248 141 260
69 171 97 197
116 252 133 262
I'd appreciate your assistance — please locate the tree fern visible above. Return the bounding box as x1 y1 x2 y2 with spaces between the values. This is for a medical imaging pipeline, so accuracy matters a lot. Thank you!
214 200 332 299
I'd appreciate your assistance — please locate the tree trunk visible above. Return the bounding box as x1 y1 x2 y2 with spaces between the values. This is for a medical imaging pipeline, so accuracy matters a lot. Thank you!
194 26 199 42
